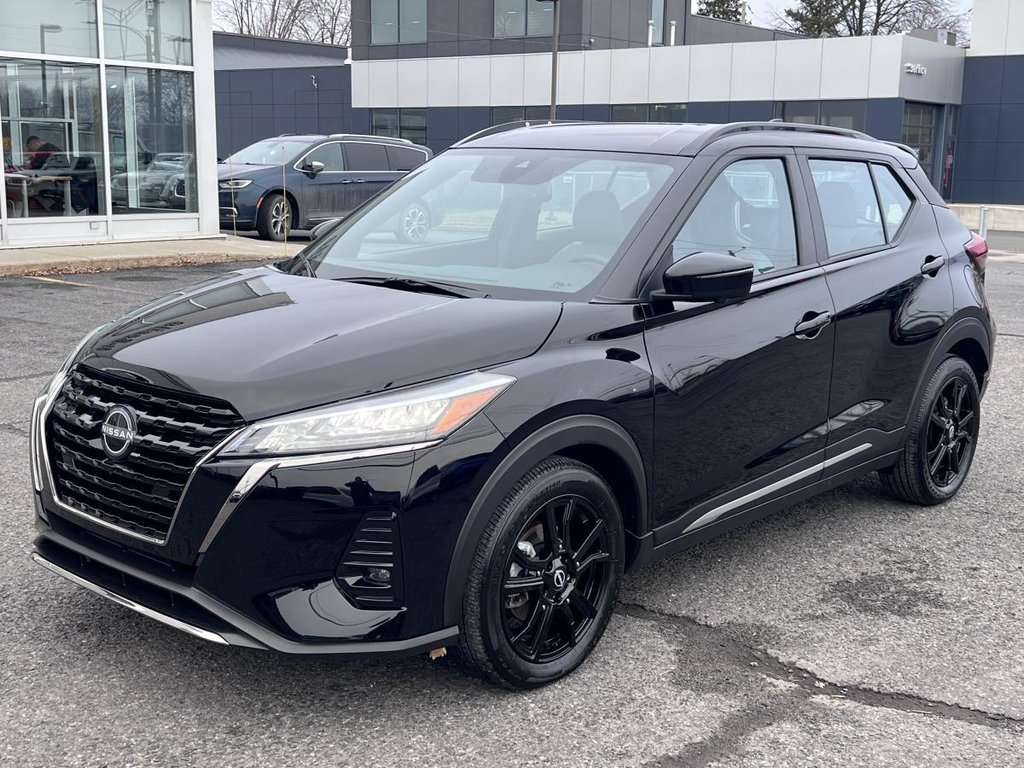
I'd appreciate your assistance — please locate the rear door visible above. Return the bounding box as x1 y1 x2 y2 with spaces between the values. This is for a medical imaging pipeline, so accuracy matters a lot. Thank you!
340 141 401 215
799 152 954 455
295 141 347 222
644 149 837 543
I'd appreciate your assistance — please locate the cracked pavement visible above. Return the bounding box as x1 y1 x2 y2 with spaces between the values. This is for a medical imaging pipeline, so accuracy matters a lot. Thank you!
1 259 1023 767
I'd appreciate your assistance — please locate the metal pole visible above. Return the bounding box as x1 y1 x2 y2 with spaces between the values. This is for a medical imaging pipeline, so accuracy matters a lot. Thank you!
979 206 989 239
549 0 560 121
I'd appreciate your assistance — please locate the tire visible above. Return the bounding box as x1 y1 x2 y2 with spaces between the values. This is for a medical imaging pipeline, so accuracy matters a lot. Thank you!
880 355 981 505
257 193 292 241
396 201 430 243
458 457 624 689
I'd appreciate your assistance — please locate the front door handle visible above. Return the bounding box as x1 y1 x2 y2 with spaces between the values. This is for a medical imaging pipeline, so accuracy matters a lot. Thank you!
794 311 832 339
921 254 946 276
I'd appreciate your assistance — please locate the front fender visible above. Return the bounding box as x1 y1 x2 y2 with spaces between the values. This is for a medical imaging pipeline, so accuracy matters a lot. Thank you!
441 414 648 629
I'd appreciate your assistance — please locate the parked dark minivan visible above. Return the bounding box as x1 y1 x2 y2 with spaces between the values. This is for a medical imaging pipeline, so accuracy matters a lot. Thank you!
31 122 993 689
218 133 431 240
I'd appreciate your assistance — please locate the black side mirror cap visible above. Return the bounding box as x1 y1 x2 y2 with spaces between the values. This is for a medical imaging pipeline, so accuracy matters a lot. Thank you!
654 252 755 302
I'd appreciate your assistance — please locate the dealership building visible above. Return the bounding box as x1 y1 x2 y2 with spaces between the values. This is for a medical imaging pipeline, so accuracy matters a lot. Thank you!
3 1 1024 249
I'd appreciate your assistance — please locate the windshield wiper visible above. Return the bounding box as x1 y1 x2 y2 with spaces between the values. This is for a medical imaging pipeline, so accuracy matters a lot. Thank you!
334 275 488 299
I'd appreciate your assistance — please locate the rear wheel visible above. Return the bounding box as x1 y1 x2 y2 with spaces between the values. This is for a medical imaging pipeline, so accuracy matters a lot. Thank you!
257 193 292 241
880 356 980 505
459 457 623 689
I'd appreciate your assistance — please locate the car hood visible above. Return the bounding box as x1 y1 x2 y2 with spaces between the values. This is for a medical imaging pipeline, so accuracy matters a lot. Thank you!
77 267 563 421
218 164 277 180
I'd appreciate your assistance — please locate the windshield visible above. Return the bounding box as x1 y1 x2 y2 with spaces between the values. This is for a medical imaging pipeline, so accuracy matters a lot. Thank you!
302 149 677 297
223 139 310 166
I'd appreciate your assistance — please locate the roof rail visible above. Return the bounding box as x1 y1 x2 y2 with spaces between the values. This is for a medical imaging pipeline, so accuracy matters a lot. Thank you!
689 121 875 154
452 119 590 148
328 133 414 144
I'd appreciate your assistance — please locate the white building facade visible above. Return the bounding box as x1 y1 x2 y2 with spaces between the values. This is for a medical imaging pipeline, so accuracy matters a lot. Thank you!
0 0 219 248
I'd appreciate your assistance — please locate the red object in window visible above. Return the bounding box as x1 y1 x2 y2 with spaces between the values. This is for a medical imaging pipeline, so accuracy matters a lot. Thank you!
965 232 988 274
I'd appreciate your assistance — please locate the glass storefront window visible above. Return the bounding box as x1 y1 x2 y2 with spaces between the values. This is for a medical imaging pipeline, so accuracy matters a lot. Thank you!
370 0 426 44
611 104 649 122
1 60 105 217
104 0 193 65
650 104 686 123
903 102 939 185
372 108 426 144
495 0 554 38
0 1 99 59
106 67 196 213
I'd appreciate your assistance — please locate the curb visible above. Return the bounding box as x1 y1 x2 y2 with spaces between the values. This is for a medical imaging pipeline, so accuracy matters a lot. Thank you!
0 249 285 278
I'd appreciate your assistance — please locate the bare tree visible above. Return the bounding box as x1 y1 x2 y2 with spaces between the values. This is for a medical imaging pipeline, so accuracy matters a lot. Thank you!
216 0 352 46
296 0 352 45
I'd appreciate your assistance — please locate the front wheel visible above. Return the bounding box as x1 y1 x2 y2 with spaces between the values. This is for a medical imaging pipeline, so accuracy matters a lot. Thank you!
880 356 981 505
257 193 292 241
459 457 624 689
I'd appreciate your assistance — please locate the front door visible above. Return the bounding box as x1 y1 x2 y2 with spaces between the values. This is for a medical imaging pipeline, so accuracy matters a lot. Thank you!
297 141 348 222
644 152 836 543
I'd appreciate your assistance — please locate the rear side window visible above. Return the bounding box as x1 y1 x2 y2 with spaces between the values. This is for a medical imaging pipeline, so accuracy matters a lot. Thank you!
343 142 389 171
672 158 798 276
386 145 428 172
809 160 885 257
872 163 913 238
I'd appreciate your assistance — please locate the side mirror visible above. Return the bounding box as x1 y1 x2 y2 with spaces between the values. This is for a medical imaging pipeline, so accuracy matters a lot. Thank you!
656 252 754 302
304 160 326 178
310 217 341 241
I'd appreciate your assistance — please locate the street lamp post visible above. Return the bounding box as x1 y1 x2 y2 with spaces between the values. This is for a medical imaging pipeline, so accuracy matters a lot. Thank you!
538 0 560 121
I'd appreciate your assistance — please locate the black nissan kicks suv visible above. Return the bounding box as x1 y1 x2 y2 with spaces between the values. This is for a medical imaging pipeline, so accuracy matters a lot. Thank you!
30 122 994 688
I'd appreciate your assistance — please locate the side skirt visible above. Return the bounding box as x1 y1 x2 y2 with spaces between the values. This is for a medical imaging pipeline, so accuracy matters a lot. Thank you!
634 437 903 569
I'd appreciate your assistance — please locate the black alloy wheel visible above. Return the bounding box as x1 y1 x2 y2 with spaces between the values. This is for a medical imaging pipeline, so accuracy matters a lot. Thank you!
925 377 976 489
501 494 613 664
460 457 623 688
881 356 981 505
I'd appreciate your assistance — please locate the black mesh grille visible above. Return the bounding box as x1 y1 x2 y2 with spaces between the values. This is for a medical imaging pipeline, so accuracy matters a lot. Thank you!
45 366 245 541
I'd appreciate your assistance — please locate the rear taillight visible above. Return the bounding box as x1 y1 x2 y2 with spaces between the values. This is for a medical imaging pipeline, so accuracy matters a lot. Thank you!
965 232 988 274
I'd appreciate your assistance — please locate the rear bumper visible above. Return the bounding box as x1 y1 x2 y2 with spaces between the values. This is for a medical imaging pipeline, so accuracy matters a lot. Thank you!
31 528 459 657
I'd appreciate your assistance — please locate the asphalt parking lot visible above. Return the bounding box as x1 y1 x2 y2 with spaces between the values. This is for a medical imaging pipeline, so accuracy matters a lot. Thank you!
1 259 1023 767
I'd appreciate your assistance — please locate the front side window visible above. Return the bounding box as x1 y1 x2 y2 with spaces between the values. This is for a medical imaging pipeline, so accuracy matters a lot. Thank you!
302 143 344 172
0 1 98 58
673 158 798 275
371 0 427 44
809 159 885 257
104 0 192 65
495 0 555 38
304 150 676 297
872 164 913 238
106 68 196 214
1 60 105 216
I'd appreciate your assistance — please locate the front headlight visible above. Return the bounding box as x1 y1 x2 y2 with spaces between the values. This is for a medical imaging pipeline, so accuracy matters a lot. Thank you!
219 179 253 190
219 372 514 458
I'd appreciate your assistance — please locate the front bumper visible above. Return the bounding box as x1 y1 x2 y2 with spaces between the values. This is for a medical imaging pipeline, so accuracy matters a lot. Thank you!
30 388 504 655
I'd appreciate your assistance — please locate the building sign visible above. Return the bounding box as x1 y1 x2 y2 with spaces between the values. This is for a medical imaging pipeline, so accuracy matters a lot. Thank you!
905 63 928 76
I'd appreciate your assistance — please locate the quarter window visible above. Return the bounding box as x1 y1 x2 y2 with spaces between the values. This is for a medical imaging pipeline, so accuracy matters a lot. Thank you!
673 158 798 276
386 145 427 172
872 163 913 238
809 160 885 257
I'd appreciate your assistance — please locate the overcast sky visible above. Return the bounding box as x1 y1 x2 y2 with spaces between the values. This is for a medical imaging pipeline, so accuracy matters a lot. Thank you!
742 0 974 28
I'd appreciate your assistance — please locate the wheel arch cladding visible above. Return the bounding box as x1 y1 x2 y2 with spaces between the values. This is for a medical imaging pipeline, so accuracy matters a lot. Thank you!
947 337 989 387
442 415 648 629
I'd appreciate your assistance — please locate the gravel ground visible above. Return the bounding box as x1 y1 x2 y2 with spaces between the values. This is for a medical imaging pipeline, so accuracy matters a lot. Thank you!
1 259 1022 767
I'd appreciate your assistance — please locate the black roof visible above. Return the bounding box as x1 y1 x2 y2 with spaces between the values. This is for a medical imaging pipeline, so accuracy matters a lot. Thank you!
455 121 918 166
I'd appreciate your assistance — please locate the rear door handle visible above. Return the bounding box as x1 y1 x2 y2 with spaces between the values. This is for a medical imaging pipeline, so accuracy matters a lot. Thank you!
920 254 946 276
794 311 832 339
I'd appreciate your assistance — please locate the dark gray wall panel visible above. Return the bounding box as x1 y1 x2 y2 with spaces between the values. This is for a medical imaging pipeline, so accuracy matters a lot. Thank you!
864 99 904 142
686 102 730 123
727 101 774 122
